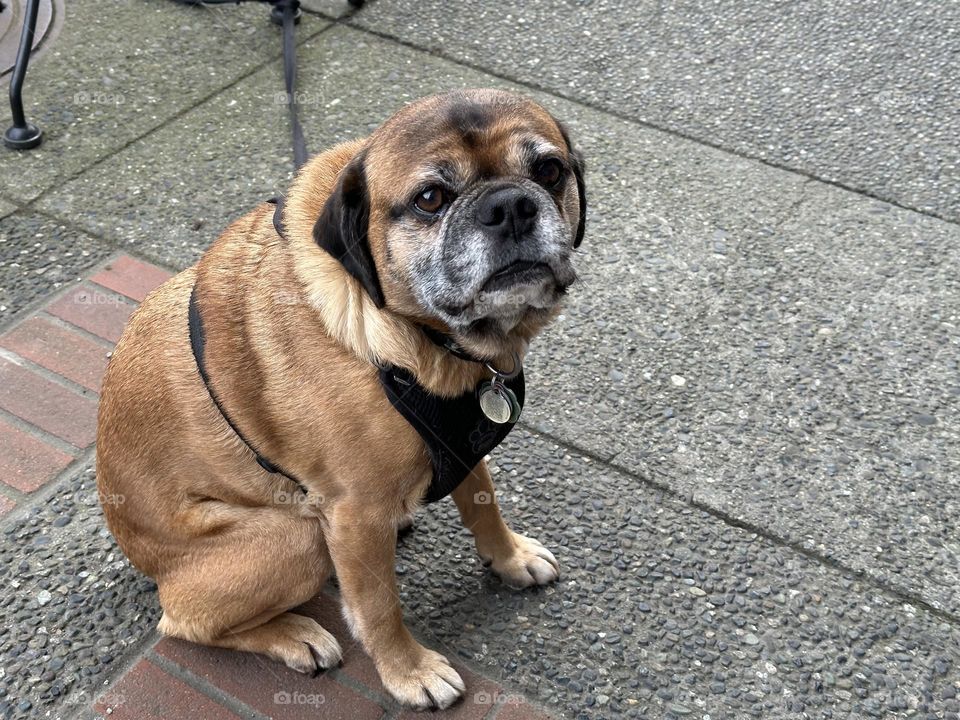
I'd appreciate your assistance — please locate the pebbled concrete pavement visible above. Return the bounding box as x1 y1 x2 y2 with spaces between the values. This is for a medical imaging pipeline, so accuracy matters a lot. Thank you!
1 1 958 719
411 429 960 718
0 211 111 322
0 466 161 720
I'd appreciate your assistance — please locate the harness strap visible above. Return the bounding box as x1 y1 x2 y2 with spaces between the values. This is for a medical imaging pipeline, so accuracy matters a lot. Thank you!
271 196 285 237
188 283 309 495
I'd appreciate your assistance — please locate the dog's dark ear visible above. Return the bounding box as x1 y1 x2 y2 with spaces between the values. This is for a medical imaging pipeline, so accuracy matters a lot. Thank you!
569 148 587 249
314 152 386 308
557 122 587 248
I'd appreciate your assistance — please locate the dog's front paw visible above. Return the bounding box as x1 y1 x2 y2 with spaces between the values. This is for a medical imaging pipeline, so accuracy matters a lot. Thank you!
378 645 465 710
482 532 560 589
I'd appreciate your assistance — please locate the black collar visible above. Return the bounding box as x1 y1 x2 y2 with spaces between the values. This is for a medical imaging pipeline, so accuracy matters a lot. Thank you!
271 195 286 240
417 323 488 364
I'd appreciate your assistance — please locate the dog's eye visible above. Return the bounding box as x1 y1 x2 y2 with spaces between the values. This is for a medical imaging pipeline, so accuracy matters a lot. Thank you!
413 187 447 215
533 158 564 188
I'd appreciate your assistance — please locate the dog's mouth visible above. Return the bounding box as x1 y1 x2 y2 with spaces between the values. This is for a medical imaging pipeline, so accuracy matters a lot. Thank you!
437 257 574 320
480 260 553 294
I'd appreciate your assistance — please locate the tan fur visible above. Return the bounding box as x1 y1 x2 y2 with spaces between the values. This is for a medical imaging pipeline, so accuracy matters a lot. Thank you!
96 89 574 710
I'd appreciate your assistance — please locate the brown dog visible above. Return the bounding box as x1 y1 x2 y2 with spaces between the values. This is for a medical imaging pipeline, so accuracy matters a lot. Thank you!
96 89 585 710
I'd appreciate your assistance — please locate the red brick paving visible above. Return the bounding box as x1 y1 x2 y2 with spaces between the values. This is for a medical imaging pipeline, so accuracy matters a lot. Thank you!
0 358 97 448
0 418 74 492
90 254 175 303
0 252 552 719
0 255 170 496
155 638 385 720
150 625 557 720
302 592 500 719
93 659 243 720
0 316 110 392
300 593 383 691
45 282 136 343
148 592 553 719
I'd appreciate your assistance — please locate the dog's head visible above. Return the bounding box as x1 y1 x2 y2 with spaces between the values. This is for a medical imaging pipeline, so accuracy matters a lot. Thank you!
315 89 585 357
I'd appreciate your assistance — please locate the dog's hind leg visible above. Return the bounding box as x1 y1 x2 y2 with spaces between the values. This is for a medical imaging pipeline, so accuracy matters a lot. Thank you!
154 508 341 674
159 610 342 675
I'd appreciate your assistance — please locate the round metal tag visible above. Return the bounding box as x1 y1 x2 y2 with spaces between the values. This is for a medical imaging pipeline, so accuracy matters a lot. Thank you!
479 382 512 424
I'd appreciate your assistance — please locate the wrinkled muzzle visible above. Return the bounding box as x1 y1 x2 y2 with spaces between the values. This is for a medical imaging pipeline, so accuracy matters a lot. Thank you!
413 179 578 333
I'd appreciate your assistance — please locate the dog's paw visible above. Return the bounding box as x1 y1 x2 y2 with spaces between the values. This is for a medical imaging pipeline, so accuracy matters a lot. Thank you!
271 612 343 676
378 646 465 710
483 532 560 589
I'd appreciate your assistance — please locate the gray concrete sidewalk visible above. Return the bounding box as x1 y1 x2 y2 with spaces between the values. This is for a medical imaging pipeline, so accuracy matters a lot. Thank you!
1 1 958 719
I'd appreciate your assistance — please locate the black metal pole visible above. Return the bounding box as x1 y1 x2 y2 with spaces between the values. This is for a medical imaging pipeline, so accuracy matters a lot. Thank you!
4 0 44 149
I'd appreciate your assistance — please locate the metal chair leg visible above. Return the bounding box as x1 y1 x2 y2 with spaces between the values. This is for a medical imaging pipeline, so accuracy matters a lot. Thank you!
4 0 44 150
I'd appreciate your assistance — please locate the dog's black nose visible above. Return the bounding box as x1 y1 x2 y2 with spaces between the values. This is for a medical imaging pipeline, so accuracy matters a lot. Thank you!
476 186 539 242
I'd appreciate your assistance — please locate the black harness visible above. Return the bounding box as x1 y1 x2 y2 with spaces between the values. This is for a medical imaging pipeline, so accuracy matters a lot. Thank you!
379 364 523 503
188 198 523 503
